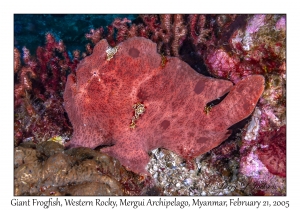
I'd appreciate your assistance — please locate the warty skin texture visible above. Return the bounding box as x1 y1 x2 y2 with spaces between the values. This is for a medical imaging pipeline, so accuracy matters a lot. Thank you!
64 37 264 175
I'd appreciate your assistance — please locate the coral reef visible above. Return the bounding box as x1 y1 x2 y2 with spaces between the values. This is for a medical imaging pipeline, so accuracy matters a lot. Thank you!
14 14 286 195
84 15 249 71
256 125 286 177
182 14 286 193
63 37 264 175
85 14 189 56
14 141 155 195
238 55 286 193
204 14 286 84
14 33 79 146
239 84 286 195
84 15 285 84
147 146 286 196
239 137 286 195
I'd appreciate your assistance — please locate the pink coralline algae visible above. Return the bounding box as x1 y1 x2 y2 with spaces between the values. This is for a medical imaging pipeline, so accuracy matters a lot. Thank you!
239 123 286 195
64 37 264 175
245 14 266 34
256 125 286 177
204 14 286 84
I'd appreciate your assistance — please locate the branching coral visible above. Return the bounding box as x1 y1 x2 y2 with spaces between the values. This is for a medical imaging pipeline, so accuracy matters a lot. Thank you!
84 14 218 57
14 33 79 146
189 14 211 46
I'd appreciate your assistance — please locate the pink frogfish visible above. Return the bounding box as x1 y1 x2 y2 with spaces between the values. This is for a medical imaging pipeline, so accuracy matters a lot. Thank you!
64 37 264 175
